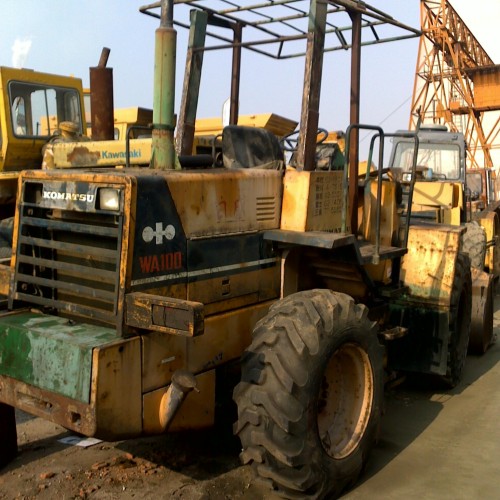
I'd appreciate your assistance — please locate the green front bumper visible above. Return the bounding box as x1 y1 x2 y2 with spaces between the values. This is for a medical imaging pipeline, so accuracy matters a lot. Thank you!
0 311 117 403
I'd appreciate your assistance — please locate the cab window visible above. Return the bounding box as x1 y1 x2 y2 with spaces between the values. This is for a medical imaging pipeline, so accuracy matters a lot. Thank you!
393 141 462 180
9 81 83 138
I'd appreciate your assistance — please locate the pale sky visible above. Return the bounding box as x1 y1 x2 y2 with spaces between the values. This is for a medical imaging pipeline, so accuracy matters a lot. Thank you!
1 1 499 136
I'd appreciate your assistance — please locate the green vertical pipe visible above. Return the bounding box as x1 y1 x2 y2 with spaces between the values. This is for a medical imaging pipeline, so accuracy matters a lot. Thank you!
151 6 177 170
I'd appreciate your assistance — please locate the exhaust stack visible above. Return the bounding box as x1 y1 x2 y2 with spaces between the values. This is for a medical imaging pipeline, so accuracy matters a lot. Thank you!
151 0 178 169
89 47 114 140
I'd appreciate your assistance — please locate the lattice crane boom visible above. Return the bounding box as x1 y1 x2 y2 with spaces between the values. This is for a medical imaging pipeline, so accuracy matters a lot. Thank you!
410 0 500 169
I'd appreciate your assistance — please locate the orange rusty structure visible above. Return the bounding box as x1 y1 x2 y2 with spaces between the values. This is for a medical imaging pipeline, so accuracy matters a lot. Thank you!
410 0 500 169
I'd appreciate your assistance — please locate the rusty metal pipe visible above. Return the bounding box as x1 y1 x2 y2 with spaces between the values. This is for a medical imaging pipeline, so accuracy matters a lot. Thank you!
296 0 327 171
348 10 362 234
230 23 242 125
90 47 114 140
159 370 198 432
175 9 208 155
98 47 111 68
159 0 173 28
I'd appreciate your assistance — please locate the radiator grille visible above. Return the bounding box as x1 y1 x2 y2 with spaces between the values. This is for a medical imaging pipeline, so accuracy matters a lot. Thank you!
256 196 277 222
12 197 124 326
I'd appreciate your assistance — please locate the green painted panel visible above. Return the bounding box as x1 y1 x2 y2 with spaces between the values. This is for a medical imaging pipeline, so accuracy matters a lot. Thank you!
0 312 117 403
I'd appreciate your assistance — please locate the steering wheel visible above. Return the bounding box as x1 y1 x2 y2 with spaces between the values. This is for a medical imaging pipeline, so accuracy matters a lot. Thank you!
402 166 447 181
368 167 393 179
281 128 329 152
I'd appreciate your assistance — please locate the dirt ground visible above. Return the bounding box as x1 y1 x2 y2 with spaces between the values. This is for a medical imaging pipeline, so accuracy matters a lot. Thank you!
0 406 275 500
1 294 500 500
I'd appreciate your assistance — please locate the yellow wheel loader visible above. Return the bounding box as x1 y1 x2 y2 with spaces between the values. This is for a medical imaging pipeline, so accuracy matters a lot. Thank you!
0 67 86 260
0 2 474 498
389 125 497 354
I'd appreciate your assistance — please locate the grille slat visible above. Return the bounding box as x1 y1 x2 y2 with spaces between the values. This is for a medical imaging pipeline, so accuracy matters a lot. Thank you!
15 272 116 301
13 292 116 323
19 235 117 260
17 255 117 283
21 216 119 237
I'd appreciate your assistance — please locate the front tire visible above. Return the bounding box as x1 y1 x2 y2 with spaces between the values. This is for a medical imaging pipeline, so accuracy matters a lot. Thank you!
233 290 384 499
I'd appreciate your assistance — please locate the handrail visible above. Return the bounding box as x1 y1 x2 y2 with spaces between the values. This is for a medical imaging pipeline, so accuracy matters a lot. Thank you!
344 125 420 263
344 124 384 264
385 131 419 249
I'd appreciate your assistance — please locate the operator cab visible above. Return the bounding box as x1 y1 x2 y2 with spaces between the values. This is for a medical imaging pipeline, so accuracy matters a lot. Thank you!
390 126 465 182
388 126 468 224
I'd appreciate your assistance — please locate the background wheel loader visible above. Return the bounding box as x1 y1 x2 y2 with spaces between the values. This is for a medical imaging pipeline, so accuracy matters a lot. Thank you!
0 67 87 261
389 125 497 354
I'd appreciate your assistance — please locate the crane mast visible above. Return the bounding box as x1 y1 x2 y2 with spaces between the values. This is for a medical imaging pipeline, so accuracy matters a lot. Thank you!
410 0 500 169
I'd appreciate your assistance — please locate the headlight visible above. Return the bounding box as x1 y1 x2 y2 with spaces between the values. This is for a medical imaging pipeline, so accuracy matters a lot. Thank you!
98 188 120 211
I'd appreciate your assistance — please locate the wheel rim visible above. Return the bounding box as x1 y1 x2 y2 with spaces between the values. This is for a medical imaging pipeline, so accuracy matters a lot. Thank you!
317 342 374 459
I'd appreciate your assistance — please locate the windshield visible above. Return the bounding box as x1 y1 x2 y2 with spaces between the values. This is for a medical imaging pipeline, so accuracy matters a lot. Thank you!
466 172 482 198
392 141 462 180
9 81 83 138
467 170 500 204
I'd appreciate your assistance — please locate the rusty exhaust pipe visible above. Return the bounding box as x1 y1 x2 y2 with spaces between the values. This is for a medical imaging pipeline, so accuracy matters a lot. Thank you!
89 47 114 140
159 370 198 432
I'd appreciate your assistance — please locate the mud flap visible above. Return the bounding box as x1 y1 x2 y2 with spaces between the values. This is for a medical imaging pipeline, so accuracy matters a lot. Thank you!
470 268 494 354
386 304 449 375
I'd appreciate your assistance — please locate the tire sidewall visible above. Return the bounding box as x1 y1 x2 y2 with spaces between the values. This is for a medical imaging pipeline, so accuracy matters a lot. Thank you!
234 290 384 499
462 222 486 269
304 320 384 492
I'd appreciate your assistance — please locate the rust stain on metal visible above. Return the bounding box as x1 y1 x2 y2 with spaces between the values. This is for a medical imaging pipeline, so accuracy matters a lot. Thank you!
216 176 241 221
0 375 96 436
66 147 101 166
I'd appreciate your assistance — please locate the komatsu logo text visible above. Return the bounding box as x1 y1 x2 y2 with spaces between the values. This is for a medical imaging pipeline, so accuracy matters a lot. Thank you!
42 191 95 203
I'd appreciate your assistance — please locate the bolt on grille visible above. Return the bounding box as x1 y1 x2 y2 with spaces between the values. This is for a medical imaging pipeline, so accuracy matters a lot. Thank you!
12 198 124 326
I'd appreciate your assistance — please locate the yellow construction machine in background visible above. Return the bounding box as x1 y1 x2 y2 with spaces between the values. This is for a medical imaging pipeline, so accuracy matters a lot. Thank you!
389 125 498 354
0 67 86 258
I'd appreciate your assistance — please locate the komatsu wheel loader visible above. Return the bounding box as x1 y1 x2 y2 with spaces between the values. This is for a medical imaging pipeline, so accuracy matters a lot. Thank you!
0 2 474 498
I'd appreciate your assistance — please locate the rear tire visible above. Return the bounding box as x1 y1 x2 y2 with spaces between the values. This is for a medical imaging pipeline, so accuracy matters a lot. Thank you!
443 253 472 387
0 403 17 468
462 221 486 269
233 290 383 499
